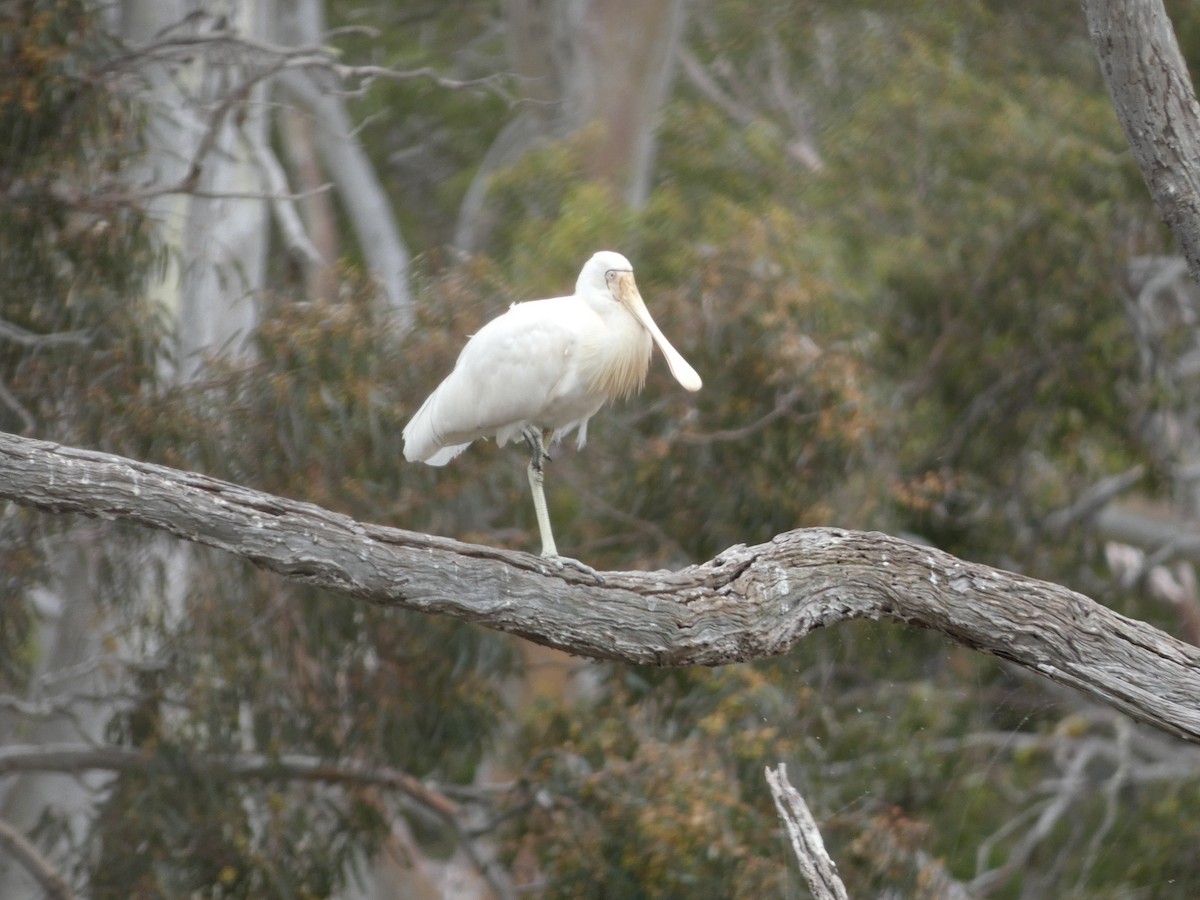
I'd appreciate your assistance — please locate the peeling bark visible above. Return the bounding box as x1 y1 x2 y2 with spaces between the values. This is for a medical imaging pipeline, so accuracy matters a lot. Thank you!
2 431 1199 744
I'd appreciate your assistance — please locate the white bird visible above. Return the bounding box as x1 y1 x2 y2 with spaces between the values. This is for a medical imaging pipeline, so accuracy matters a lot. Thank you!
403 250 702 558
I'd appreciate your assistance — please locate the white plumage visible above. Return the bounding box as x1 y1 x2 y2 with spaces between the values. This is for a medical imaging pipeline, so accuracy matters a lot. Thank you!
403 250 702 557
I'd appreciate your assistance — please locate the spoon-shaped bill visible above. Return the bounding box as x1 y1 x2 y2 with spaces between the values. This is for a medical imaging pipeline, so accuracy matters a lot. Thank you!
617 275 703 392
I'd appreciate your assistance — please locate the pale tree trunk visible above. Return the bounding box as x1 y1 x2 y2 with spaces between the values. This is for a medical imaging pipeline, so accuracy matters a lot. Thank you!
0 3 275 895
0 526 188 898
567 0 686 204
3 0 420 890
175 69 271 374
0 539 114 899
276 0 415 329
454 0 686 252
120 0 273 378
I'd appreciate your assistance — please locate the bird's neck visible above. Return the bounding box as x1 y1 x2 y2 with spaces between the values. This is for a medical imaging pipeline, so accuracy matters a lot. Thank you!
581 306 653 400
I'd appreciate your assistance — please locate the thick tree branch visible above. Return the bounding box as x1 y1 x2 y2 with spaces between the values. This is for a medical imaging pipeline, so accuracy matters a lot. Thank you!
1082 0 1200 283
2 432 1200 743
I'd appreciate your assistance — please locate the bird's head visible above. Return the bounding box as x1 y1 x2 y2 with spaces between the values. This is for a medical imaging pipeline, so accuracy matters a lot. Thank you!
576 250 634 295
578 251 702 393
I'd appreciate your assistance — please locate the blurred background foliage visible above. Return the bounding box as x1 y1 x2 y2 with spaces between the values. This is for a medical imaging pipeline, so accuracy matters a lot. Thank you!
5 0 1200 896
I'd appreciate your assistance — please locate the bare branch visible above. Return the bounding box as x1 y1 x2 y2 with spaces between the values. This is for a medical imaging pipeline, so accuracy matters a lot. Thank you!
676 386 814 444
0 743 454 818
243 124 326 268
1042 465 1145 534
0 741 518 898
101 26 510 98
61 19 504 219
970 739 1096 894
0 319 90 348
0 694 94 741
678 45 755 126
322 63 511 98
1075 719 1132 890
678 43 822 171
2 432 1200 742
0 817 74 900
276 68 414 323
764 763 848 900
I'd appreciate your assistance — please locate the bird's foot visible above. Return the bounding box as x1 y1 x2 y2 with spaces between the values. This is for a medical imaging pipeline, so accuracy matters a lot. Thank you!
522 427 553 473
541 553 605 585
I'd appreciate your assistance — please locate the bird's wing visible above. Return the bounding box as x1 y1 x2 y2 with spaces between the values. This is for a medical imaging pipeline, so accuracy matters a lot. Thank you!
402 299 592 463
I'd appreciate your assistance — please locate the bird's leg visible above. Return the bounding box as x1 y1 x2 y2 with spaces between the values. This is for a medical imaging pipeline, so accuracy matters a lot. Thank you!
523 427 558 557
518 428 604 582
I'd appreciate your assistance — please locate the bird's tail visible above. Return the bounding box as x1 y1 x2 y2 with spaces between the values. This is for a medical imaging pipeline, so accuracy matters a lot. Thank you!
402 393 471 466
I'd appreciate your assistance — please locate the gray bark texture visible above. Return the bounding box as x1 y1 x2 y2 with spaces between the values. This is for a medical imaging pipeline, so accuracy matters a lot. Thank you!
2 431 1200 744
1083 0 1200 283
764 764 850 900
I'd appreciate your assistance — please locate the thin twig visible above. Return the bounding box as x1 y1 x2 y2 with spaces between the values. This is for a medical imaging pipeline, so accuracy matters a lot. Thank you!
678 45 754 126
677 387 813 444
970 740 1095 894
1042 465 1146 534
99 26 511 99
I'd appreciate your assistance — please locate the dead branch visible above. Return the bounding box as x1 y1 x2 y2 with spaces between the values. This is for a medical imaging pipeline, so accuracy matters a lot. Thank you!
764 763 848 900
